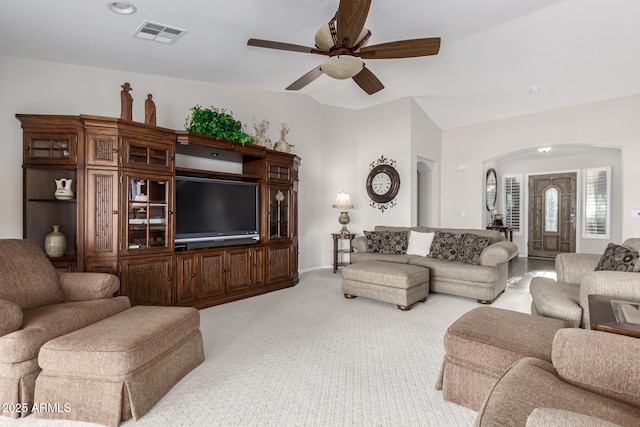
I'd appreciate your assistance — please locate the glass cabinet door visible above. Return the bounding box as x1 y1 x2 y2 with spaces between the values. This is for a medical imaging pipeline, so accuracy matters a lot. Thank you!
269 187 290 239
125 175 172 253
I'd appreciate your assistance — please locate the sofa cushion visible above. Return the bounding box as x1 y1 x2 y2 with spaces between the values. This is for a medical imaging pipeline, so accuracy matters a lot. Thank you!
0 296 131 363
409 256 498 283
457 233 490 265
364 230 409 254
406 231 435 257
594 243 639 272
0 299 22 337
0 239 64 310
351 252 420 264
428 231 466 261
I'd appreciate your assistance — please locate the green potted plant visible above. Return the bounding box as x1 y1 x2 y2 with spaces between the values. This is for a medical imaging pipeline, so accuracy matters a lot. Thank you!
185 105 253 144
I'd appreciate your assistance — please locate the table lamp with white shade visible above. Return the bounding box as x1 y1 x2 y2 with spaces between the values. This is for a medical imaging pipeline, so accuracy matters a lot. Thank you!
333 191 354 234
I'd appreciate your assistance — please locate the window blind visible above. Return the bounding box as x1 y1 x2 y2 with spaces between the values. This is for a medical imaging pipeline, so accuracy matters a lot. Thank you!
504 176 521 232
584 168 609 236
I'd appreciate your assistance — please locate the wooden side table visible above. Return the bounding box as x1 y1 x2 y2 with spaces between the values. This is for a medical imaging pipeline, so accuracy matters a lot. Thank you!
588 295 640 338
332 233 355 273
486 225 513 242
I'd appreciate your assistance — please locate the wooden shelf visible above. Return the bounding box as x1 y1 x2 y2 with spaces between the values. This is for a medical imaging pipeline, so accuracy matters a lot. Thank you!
175 166 261 181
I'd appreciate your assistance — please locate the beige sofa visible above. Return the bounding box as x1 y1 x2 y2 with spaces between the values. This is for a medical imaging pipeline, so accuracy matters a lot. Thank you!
475 328 640 426
0 239 131 418
351 226 519 303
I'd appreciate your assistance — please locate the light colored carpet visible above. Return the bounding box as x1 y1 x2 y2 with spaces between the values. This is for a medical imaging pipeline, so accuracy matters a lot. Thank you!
3 268 536 427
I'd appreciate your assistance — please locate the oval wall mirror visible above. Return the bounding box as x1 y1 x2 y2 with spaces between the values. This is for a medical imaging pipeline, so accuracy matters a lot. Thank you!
486 168 497 211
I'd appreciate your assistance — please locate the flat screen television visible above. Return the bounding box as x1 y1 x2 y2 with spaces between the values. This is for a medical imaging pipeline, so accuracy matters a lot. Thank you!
175 176 259 249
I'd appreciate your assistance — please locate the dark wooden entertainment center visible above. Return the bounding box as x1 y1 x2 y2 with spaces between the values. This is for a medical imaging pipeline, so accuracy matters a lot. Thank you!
18 114 300 309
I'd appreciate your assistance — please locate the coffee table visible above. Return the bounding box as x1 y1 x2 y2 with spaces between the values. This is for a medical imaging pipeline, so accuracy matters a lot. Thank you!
588 295 640 338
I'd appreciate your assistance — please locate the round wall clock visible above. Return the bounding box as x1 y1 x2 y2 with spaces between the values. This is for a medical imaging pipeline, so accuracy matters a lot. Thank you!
366 155 400 211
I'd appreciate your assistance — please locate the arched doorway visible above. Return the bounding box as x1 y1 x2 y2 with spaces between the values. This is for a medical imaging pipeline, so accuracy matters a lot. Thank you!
416 158 438 227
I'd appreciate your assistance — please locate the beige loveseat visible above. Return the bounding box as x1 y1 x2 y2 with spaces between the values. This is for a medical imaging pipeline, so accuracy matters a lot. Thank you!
0 239 131 418
475 328 640 426
351 226 519 303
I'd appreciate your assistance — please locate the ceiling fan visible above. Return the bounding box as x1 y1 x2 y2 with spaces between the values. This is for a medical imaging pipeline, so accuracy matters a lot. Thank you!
247 0 440 95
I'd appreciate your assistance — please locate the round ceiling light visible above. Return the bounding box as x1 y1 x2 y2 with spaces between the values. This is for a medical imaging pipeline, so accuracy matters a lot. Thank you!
107 2 137 15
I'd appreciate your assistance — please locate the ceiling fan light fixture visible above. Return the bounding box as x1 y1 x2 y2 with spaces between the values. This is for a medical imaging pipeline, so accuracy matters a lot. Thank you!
320 56 364 79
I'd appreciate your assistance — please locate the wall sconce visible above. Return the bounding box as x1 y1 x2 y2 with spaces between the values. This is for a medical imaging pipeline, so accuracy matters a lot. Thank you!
332 191 354 234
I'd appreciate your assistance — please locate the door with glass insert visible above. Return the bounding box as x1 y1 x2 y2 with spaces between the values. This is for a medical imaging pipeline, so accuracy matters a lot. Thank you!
528 172 576 258
123 173 173 255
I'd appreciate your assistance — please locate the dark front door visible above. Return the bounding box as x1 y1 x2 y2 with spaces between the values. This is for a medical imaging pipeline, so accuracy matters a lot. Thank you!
528 172 576 258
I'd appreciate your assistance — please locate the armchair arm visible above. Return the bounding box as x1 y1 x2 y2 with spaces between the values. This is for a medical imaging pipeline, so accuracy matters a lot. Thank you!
479 241 519 267
555 253 601 284
352 236 367 253
552 328 640 408
58 272 120 302
0 298 23 337
579 271 640 327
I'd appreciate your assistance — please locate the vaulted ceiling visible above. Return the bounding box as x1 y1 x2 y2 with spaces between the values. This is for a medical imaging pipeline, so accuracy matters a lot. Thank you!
1 0 639 129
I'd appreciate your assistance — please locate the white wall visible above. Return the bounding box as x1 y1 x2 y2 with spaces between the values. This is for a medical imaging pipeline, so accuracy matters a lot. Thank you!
442 95 640 255
411 99 442 227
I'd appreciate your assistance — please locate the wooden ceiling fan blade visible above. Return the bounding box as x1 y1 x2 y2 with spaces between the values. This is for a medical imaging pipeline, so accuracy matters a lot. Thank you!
352 66 384 95
286 66 324 91
357 37 441 59
247 38 320 54
336 0 372 48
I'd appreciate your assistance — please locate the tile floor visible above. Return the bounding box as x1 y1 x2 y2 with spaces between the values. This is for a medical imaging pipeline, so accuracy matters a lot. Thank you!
491 256 556 314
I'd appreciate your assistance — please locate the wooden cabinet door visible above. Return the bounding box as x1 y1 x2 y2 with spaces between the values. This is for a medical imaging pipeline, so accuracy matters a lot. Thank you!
23 132 77 165
175 253 197 305
86 131 118 167
225 248 252 293
251 246 265 288
86 169 118 258
121 172 174 256
120 136 174 174
120 255 173 306
266 244 292 284
196 250 225 299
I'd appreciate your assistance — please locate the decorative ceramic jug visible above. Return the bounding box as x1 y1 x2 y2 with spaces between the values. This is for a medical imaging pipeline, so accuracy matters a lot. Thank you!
44 225 67 257
54 178 74 200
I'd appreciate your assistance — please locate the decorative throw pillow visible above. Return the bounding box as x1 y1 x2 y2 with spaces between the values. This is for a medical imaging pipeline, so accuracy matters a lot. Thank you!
594 243 640 272
406 231 436 257
364 230 409 254
457 233 490 265
428 232 466 261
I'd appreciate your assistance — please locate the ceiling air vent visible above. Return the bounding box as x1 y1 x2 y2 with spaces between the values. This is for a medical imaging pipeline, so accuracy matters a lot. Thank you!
133 21 187 45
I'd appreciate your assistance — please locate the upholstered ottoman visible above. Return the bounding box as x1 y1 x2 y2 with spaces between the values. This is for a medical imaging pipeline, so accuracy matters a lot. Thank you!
435 306 567 411
342 260 429 310
34 306 205 426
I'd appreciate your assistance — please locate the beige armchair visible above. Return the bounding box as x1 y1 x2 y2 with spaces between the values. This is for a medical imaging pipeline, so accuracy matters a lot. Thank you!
0 239 130 418
475 328 640 426
530 238 640 327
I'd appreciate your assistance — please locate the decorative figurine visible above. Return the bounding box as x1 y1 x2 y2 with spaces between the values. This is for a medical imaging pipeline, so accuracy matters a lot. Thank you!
145 93 156 126
252 119 272 149
274 123 292 153
120 82 133 121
